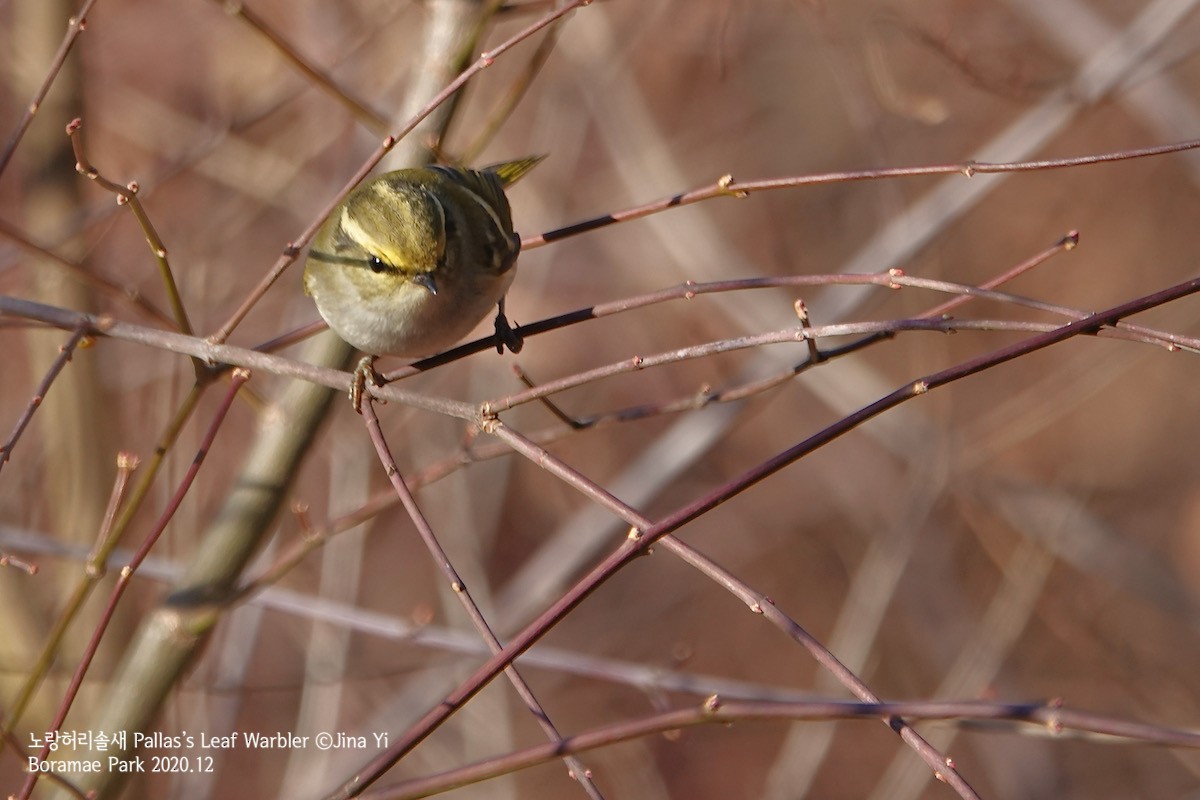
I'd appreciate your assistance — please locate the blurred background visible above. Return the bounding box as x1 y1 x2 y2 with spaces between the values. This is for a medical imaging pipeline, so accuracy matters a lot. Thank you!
2 0 1200 797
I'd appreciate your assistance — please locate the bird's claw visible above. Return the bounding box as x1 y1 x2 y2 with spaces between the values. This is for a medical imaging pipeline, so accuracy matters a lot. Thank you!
494 300 523 354
350 355 382 414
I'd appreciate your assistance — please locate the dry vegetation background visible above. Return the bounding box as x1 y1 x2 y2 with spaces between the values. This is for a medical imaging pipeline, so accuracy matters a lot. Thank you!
2 0 1200 798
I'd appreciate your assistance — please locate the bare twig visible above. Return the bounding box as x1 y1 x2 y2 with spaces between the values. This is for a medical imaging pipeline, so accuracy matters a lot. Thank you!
522 139 1200 248
0 388 205 754
72 5 566 795
66 118 196 341
381 266 1197 384
0 295 476 420
360 397 605 799
212 0 391 134
460 11 566 162
0 552 38 575
243 234 1086 579
484 317 1130 415
327 272 1200 798
0 217 176 326
0 0 96 175
368 697 1200 799
210 0 593 344
18 370 249 799
488 425 981 800
0 326 89 476
922 230 1079 318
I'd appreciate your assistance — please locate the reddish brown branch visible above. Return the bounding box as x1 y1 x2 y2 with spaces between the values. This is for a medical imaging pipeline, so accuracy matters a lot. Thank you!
210 0 593 343
359 398 606 799
17 370 249 799
371 698 1200 799
523 140 1200 249
0 326 90 476
213 0 390 133
328 272 1200 799
66 118 196 339
0 0 97 176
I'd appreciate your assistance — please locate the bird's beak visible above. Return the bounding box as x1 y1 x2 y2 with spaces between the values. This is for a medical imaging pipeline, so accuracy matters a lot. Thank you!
412 273 438 295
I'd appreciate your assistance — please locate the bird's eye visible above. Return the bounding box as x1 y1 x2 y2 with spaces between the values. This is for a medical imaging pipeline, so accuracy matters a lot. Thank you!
368 255 387 273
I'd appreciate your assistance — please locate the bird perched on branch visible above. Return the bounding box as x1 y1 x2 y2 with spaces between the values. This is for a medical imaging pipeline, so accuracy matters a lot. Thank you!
303 156 543 408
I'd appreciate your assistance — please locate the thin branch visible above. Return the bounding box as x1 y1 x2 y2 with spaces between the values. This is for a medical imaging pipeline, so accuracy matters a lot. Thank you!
88 452 141 570
66 118 196 340
0 295 476 421
522 138 1200 248
553 231 1087 427
488 426 980 800
368 697 1200 799
0 214 176 327
381 266 1197 384
0 0 97 176
210 0 593 344
251 234 1086 573
484 318 1098 415
17 370 249 799
511 363 584 428
0 326 89 476
923 230 1079 318
0 552 39 575
73 6 553 793
478 277 1195 414
212 0 391 134
328 272 1200 798
0 386 206 752
460 12 566 162
360 398 605 799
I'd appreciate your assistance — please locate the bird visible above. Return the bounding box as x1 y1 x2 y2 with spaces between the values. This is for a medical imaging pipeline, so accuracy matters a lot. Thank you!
302 156 542 408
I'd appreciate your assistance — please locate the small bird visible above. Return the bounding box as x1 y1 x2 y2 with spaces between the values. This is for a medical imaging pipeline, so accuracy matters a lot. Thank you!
303 157 543 374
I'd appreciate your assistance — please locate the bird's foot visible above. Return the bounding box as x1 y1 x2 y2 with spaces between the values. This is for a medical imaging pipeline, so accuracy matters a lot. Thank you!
350 355 382 414
494 299 524 354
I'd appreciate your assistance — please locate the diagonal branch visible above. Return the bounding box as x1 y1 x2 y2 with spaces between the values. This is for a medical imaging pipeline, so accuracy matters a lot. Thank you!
329 272 1200 798
360 398 605 799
